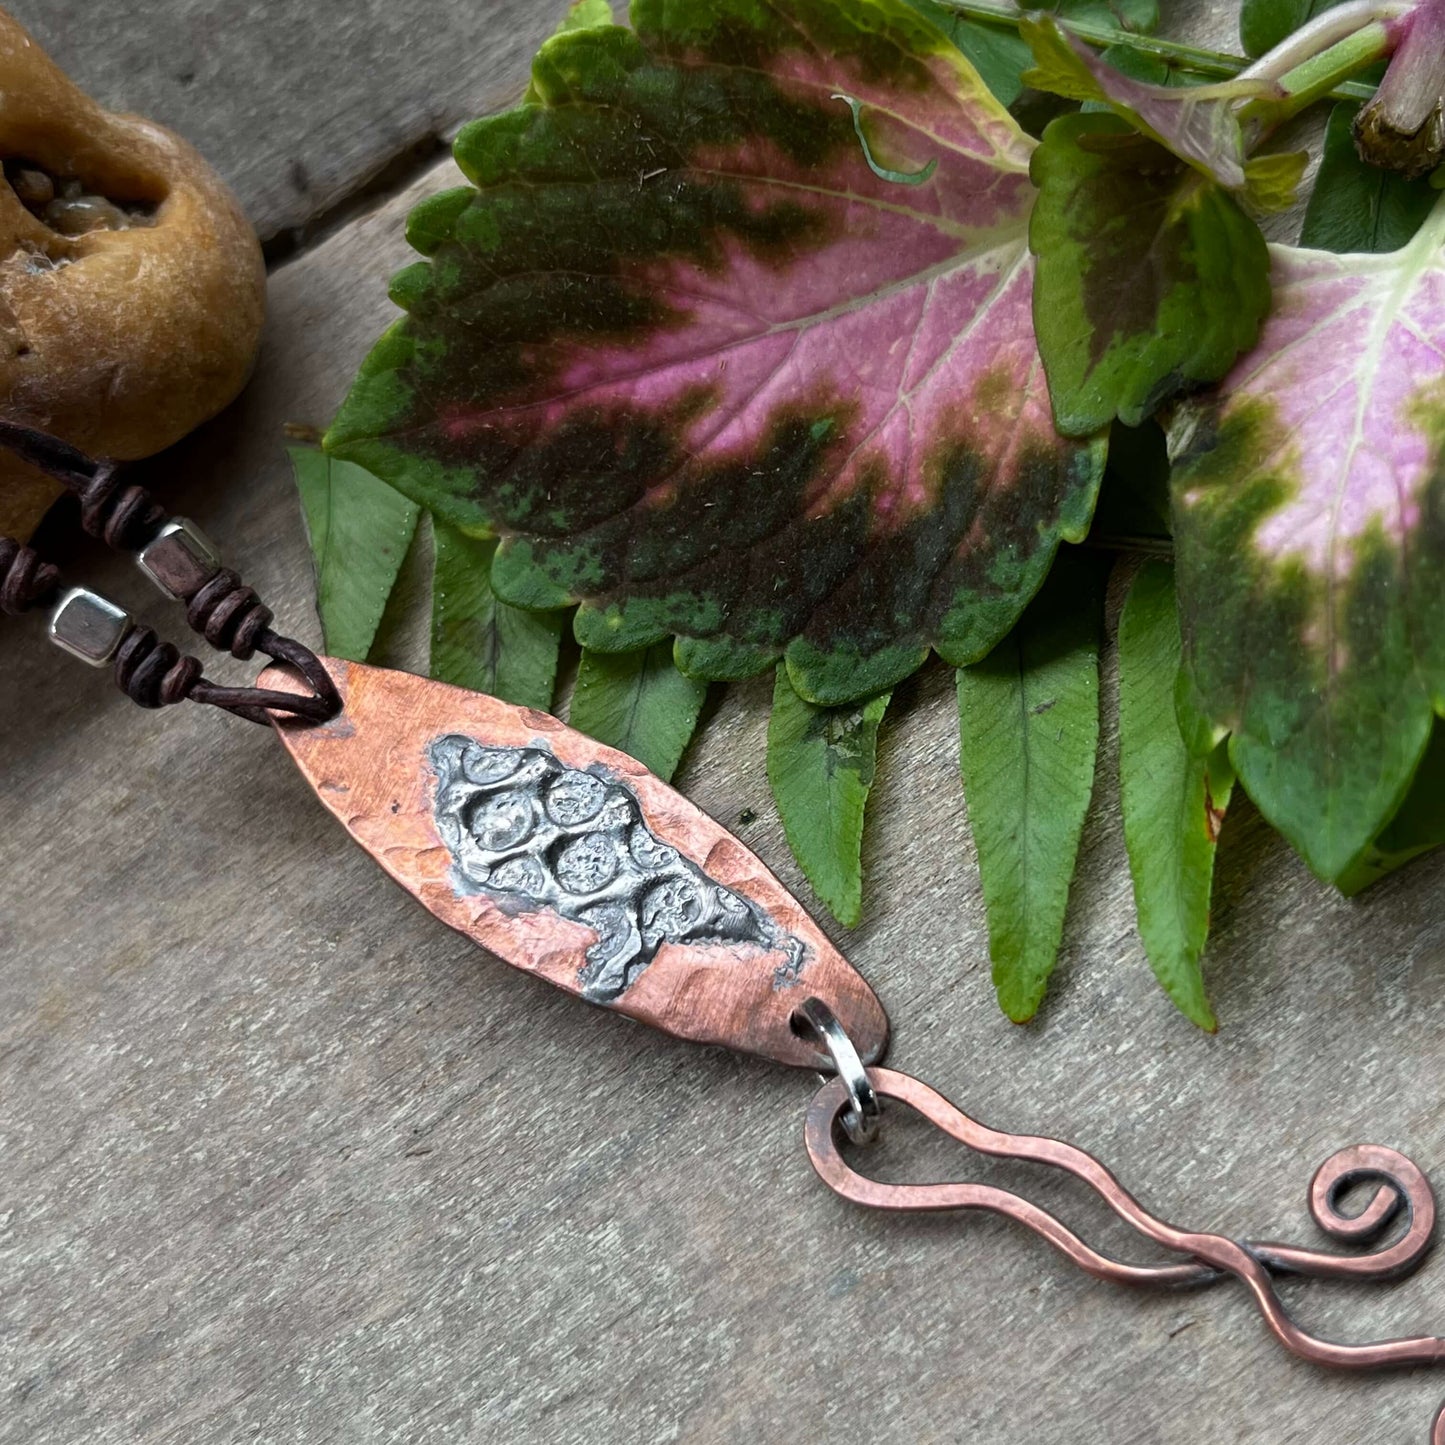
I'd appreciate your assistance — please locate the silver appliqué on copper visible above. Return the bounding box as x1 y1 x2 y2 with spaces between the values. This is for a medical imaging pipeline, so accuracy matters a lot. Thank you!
429 734 806 1002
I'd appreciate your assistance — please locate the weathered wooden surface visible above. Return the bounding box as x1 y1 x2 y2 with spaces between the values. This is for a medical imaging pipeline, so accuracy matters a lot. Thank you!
5 4 1445 1443
6 0 564 245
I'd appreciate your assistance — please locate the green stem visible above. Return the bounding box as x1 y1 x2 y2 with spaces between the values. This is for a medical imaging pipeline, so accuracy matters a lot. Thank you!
931 0 1378 100
1084 532 1174 559
1244 20 1393 125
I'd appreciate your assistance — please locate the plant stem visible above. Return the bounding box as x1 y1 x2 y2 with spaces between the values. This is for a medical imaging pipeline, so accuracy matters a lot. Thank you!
1243 21 1394 126
1084 532 1174 559
930 0 1379 99
1356 0 1445 174
1237 0 1411 79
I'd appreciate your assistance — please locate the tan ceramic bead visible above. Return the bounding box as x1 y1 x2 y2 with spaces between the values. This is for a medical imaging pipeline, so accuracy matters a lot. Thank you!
0 9 265 539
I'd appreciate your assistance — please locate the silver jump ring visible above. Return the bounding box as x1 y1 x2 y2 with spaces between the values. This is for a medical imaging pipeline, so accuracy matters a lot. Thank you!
793 997 881 1146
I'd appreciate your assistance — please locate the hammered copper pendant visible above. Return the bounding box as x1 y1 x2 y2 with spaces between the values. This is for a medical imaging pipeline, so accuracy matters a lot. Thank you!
261 656 888 1070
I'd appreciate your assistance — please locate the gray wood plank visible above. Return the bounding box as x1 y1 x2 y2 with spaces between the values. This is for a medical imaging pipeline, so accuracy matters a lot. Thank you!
7 0 562 246
3 7 1442 1444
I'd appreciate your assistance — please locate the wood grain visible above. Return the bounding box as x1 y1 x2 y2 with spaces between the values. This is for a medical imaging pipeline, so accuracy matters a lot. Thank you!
5 0 568 244
4 5 1445 1444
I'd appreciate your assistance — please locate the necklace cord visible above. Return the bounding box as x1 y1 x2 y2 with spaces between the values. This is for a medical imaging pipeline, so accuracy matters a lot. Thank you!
0 422 340 726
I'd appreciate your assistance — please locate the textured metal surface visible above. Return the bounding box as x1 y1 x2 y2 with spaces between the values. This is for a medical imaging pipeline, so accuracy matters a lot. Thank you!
265 657 888 1068
431 735 805 1003
6 160 1445 1438
135 518 221 602
46 587 131 666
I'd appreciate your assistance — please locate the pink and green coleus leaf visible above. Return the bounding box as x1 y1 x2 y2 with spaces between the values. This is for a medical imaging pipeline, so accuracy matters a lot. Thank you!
325 0 1105 708
1029 112 1271 435
1169 196 1445 883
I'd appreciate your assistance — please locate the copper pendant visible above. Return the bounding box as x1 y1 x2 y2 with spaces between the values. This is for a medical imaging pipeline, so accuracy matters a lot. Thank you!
260 656 888 1069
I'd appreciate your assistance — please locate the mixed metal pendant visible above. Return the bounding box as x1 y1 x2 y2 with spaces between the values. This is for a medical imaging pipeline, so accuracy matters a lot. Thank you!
263 657 888 1070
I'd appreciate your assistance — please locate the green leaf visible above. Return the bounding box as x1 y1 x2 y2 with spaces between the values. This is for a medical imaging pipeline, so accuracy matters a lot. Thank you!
1240 0 1346 58
903 0 1156 109
569 642 708 782
554 0 614 31
431 519 565 710
327 0 1106 711
1053 0 1157 30
1093 42 1181 88
902 0 1034 106
1334 722 1445 894
1302 101 1439 253
957 550 1105 1022
524 0 618 100
766 665 891 928
1029 111 1271 435
289 446 421 662
1242 151 1310 212
1118 560 1235 1030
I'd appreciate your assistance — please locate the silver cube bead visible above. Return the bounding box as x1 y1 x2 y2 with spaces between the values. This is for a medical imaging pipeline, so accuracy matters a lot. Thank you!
48 587 134 666
136 517 221 600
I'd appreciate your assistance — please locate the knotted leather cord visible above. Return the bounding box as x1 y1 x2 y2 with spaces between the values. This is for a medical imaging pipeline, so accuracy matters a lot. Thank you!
0 422 339 726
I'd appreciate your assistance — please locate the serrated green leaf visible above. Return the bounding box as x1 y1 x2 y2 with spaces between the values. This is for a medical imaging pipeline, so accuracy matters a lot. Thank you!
1334 722 1445 894
555 0 614 31
569 643 707 781
1302 101 1438 253
1022 15 1296 208
957 550 1105 1022
431 520 565 709
766 665 890 927
525 0 618 101
1030 111 1271 435
1118 560 1235 1030
289 446 421 662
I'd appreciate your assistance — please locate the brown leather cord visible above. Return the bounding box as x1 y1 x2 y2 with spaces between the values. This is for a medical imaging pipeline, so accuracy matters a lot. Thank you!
114 626 204 709
0 422 340 727
77 458 166 549
186 568 273 659
0 537 60 615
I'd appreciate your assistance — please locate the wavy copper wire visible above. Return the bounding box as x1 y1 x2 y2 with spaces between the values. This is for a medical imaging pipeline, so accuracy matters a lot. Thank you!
805 1068 1445 1441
